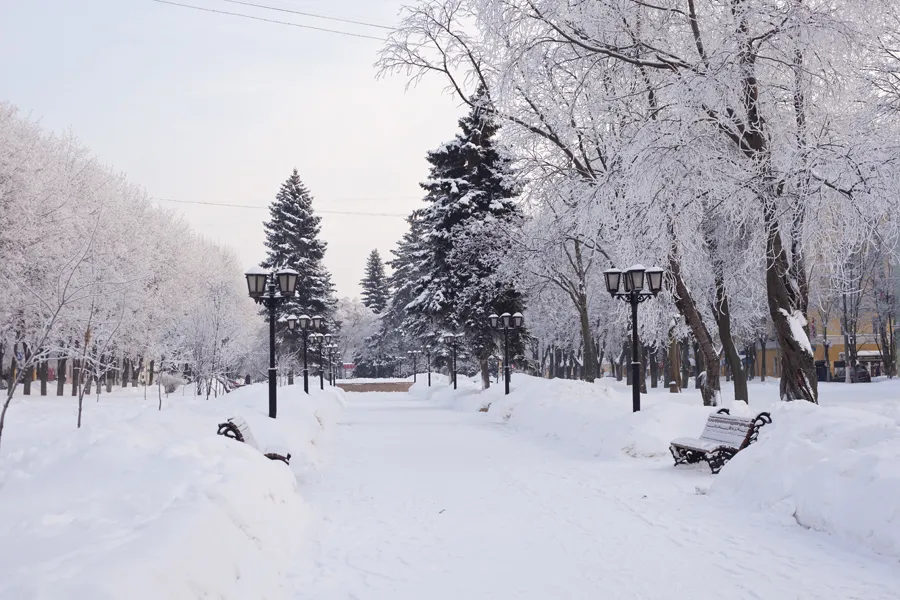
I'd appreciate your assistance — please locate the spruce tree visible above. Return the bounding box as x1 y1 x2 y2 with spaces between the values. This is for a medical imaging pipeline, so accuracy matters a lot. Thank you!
403 90 524 387
360 249 390 314
261 169 335 319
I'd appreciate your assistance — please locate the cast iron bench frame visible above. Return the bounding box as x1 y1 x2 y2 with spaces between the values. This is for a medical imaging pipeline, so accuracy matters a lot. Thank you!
669 408 772 474
217 417 291 465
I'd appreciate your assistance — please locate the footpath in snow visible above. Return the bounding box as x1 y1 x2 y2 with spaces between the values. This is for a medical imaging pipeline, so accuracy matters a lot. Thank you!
296 375 900 600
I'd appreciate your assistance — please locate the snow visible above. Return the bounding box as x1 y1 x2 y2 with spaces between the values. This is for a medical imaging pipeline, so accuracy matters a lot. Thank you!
295 378 900 599
779 307 814 356
5 375 900 598
0 383 344 599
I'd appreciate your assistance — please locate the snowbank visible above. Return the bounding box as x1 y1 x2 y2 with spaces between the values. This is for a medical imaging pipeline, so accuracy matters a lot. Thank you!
414 373 712 459
711 400 900 561
0 383 344 600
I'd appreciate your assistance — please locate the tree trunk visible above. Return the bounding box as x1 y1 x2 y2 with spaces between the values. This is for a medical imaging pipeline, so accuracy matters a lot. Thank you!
680 337 690 389
122 357 129 387
649 346 659 389
759 337 767 382
148 360 155 386
480 358 490 390
57 357 67 396
71 358 80 396
84 371 93 395
669 256 720 405
23 344 33 396
713 284 749 403
669 334 681 393
39 357 48 396
624 341 632 385
133 357 142 387
576 292 597 382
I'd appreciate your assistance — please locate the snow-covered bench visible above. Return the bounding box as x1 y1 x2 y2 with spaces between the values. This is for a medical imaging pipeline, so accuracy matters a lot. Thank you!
216 417 292 465
669 409 771 474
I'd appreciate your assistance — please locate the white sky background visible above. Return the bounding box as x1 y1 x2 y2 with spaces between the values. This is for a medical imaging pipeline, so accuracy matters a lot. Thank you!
0 0 463 298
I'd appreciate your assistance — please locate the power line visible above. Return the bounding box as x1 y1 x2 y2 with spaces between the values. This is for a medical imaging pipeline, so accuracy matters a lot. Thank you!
220 0 393 30
148 0 387 41
154 197 409 218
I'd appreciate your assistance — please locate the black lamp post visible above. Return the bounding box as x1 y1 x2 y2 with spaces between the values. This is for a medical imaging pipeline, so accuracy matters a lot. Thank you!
285 314 299 385
244 266 299 418
408 350 421 382
324 342 337 385
442 333 463 389
425 346 432 387
309 332 327 390
297 314 323 394
603 265 664 412
489 312 524 395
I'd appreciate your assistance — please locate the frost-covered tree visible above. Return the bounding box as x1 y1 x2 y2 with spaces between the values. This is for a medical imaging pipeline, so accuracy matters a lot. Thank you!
398 94 523 387
261 169 335 319
380 0 900 404
360 249 389 314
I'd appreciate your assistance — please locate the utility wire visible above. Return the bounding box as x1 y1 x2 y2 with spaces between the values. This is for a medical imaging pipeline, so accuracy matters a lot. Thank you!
155 197 408 218
221 0 393 30
149 0 387 41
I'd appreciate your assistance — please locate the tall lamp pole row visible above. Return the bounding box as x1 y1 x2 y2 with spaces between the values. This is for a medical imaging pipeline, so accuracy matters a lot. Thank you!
488 312 524 396
408 350 421 382
244 266 300 419
602 265 664 412
442 333 463 390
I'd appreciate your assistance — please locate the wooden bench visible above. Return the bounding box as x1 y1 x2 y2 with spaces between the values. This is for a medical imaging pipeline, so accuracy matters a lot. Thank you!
669 409 772 474
216 417 291 465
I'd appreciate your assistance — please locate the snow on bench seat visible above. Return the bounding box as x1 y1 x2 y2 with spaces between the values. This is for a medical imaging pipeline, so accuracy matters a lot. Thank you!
670 410 771 474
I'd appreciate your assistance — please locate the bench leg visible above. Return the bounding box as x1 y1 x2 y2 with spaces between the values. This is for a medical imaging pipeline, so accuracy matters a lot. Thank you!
706 449 736 474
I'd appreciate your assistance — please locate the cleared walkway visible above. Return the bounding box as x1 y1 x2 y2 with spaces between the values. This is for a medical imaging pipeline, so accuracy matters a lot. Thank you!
294 393 900 600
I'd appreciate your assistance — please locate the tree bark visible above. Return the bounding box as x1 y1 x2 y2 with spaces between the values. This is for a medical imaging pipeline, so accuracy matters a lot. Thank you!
680 337 690 389
23 344 32 396
669 334 681 393
39 357 48 396
713 281 749 402
480 358 491 390
649 346 659 388
669 256 720 406
57 357 67 396
759 337 768 382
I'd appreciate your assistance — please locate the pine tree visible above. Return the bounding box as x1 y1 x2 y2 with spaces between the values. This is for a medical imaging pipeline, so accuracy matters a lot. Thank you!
261 169 335 319
402 90 524 387
360 249 390 314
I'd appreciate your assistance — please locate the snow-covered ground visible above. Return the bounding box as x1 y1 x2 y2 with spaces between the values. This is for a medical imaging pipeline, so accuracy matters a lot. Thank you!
293 375 900 599
3 374 899 599
0 383 344 600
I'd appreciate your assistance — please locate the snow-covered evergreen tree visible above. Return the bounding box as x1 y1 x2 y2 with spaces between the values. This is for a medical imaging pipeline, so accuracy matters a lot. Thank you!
403 91 524 386
360 249 390 314
260 169 335 319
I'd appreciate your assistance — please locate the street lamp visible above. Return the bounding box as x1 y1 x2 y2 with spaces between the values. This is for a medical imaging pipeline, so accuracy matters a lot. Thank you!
309 332 327 390
408 350 422 382
603 264 664 412
489 311 524 395
285 314 300 385
297 314 322 394
425 346 432 387
244 266 299 418
442 333 463 389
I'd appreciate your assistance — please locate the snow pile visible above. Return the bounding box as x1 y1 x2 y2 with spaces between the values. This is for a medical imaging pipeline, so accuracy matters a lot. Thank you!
415 374 712 459
711 400 900 561
0 383 344 600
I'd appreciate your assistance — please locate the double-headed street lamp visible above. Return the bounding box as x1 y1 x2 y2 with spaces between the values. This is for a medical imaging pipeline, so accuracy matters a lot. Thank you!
245 266 299 418
442 333 463 390
603 265 664 412
488 312 524 395
309 332 331 390
286 314 323 394
324 342 338 385
408 350 422 382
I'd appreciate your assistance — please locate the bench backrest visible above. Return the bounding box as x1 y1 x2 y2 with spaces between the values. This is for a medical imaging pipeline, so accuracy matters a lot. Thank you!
698 414 754 450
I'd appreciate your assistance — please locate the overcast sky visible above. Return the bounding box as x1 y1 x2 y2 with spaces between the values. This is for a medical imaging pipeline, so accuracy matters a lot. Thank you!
0 0 462 298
